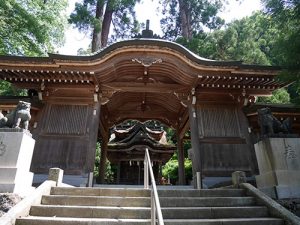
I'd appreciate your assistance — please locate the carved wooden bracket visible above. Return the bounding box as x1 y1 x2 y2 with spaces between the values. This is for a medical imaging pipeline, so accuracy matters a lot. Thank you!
174 92 190 107
99 90 116 105
234 89 256 107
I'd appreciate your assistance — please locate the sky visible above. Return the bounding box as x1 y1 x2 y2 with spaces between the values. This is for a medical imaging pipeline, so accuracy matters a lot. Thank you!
58 0 263 55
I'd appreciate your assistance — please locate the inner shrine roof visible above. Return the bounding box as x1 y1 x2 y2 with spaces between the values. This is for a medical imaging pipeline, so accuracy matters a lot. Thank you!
106 121 176 163
108 121 175 152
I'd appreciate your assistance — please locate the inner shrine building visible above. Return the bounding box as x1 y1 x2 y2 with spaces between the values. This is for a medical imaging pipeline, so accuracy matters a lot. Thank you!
0 38 287 185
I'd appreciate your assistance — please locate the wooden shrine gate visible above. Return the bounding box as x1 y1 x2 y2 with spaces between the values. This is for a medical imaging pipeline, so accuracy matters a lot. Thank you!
0 39 285 184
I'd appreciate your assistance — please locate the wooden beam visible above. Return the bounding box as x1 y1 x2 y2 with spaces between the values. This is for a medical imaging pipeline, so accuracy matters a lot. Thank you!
12 82 94 90
102 82 189 93
199 137 246 144
195 88 273 96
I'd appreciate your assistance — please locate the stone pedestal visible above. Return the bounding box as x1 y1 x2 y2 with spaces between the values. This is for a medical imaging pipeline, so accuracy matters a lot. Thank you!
255 138 300 199
0 130 35 196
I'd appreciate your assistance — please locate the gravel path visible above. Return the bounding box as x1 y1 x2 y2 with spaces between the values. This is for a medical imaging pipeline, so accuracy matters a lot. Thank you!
0 193 22 216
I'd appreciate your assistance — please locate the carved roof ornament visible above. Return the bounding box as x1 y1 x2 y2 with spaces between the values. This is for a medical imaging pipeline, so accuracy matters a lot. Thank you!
132 57 162 80
134 20 161 39
132 58 162 68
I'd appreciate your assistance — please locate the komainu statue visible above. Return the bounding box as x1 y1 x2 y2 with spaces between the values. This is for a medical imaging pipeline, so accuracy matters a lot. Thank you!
0 101 31 130
257 107 292 136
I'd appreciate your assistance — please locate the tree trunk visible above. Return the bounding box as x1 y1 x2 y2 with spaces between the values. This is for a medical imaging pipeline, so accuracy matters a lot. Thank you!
92 31 102 52
91 0 105 52
101 5 113 48
178 0 189 39
178 0 192 40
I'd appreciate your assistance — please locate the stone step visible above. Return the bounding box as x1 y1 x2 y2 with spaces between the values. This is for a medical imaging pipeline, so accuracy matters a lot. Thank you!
160 196 256 207
15 187 284 225
161 206 269 219
42 195 255 208
16 217 283 225
16 217 151 225
158 189 245 197
30 205 268 220
51 187 150 197
30 205 150 219
163 218 284 225
42 195 151 207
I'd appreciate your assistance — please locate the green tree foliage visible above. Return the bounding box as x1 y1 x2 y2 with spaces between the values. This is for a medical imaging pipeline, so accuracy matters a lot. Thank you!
0 0 68 56
0 81 27 96
176 12 291 104
262 0 300 70
0 0 68 96
262 0 300 102
177 12 279 65
160 0 224 40
162 128 193 184
69 0 141 52
258 88 290 104
162 158 193 184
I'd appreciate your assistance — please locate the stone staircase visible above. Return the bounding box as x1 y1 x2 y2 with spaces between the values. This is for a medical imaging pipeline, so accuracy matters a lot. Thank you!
158 189 283 225
16 186 283 225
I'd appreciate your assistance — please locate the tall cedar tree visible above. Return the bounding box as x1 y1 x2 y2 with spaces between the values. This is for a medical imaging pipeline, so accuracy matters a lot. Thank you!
160 0 224 40
262 0 300 103
69 0 140 52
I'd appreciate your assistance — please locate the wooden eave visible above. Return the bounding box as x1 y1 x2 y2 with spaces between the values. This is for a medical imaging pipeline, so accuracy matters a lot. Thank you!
0 39 287 130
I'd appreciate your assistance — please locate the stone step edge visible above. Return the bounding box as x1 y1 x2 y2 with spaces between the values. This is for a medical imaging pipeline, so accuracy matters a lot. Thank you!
18 216 283 222
18 217 151 222
164 218 283 222
51 187 244 192
161 206 266 209
43 195 253 199
43 195 151 199
32 205 266 210
31 205 151 210
51 187 149 191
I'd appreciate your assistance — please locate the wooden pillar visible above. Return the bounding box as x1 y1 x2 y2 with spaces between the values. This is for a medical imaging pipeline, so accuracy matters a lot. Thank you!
188 102 202 188
99 137 108 184
177 132 185 185
138 161 141 185
117 161 121 184
158 162 162 184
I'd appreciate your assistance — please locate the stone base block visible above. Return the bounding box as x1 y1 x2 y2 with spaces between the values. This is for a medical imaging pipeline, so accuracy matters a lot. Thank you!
259 185 300 199
255 138 300 199
0 167 34 183
0 171 34 196
0 131 35 195
256 170 300 188
33 174 88 187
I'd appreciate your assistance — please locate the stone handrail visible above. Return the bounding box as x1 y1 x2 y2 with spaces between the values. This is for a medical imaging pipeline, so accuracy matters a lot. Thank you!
241 183 300 225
